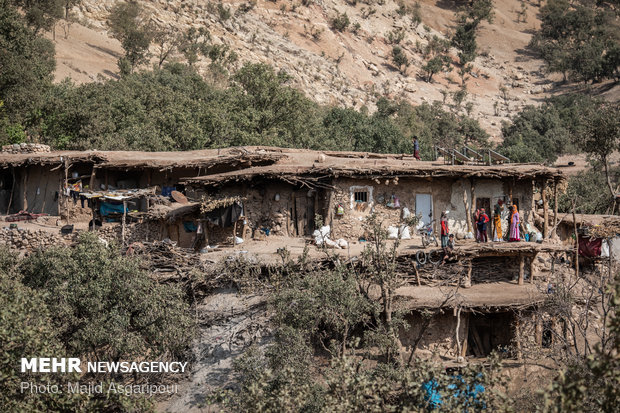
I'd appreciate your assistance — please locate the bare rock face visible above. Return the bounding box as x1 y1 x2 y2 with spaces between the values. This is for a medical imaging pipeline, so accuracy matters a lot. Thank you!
67 0 553 137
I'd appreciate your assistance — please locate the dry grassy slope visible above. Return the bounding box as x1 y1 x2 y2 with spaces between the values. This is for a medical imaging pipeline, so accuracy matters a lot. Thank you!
50 0 611 139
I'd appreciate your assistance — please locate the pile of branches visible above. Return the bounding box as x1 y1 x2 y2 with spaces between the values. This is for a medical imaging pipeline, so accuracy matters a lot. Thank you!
471 257 515 283
200 195 246 213
395 257 466 287
127 240 266 299
588 222 620 239
127 240 210 280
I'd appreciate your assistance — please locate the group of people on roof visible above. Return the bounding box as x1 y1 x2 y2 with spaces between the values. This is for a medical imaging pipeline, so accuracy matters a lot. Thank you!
438 200 522 248
475 200 521 243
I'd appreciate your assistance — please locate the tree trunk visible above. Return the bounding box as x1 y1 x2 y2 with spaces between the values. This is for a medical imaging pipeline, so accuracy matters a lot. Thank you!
603 157 616 206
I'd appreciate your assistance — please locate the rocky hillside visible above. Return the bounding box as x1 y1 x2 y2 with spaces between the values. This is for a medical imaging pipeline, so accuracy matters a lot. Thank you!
53 0 586 137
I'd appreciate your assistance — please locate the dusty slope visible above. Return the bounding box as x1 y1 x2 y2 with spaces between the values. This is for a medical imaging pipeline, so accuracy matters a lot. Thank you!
52 0 616 139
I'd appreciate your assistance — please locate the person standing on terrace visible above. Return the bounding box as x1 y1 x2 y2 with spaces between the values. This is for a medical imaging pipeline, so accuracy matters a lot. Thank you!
493 199 504 242
509 204 521 242
413 136 420 160
477 208 489 243
440 211 449 247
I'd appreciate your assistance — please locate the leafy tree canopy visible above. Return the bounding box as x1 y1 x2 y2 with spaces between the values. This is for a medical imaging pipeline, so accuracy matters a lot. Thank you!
498 94 603 164
529 0 620 82
18 233 194 363
0 4 55 138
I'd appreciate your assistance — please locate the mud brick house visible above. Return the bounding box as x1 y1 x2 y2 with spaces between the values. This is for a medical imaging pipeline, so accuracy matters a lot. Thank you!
1 146 564 247
2 145 600 361
181 147 563 242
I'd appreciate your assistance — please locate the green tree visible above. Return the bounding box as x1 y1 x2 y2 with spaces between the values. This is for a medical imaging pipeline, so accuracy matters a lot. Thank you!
9 0 64 33
107 1 153 75
529 0 620 83
391 46 409 74
19 233 194 365
421 55 447 82
498 94 595 163
451 0 494 65
542 275 620 412
178 26 211 67
0 5 55 129
330 12 350 32
0 247 155 412
557 164 620 214
573 102 620 201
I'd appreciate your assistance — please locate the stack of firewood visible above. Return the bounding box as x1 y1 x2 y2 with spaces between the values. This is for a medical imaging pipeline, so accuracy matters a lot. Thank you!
128 240 208 279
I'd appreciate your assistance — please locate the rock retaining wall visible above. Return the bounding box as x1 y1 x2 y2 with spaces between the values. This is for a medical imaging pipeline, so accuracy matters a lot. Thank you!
0 227 75 252
1 143 51 154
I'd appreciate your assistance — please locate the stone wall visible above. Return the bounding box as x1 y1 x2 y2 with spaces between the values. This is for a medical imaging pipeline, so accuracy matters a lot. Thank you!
400 312 467 359
0 227 75 252
1 143 51 154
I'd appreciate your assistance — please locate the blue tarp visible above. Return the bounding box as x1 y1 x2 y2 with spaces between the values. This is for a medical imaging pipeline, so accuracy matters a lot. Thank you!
162 186 176 197
423 375 485 410
183 221 197 232
100 202 128 217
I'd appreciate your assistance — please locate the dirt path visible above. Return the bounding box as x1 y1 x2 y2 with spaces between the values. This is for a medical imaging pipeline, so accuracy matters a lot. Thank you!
159 290 270 412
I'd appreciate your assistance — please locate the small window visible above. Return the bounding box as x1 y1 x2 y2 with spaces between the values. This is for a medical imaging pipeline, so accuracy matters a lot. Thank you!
354 191 368 203
349 185 374 209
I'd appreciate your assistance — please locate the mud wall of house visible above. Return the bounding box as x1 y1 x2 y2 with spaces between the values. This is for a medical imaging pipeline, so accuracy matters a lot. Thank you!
328 177 448 240
327 177 535 241
9 166 63 216
399 312 467 359
188 182 330 238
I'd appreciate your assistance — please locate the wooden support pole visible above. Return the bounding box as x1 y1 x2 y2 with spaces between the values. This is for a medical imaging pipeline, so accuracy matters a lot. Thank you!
572 200 579 280
455 306 462 361
64 159 69 224
530 253 537 283
22 169 28 212
89 166 96 190
535 318 543 346
461 313 469 358
415 264 421 287
121 200 127 244
462 179 472 233
553 179 558 238
90 202 96 231
470 178 476 235
518 255 525 285
515 318 523 359
542 179 549 239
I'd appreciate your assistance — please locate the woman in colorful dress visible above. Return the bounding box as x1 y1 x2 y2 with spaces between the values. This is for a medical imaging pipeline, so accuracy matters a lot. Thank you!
509 204 520 242
493 200 503 242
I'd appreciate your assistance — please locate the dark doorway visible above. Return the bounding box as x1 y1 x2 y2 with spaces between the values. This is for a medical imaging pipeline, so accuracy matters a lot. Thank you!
293 191 316 236
0 170 14 213
467 312 515 357
542 320 553 348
